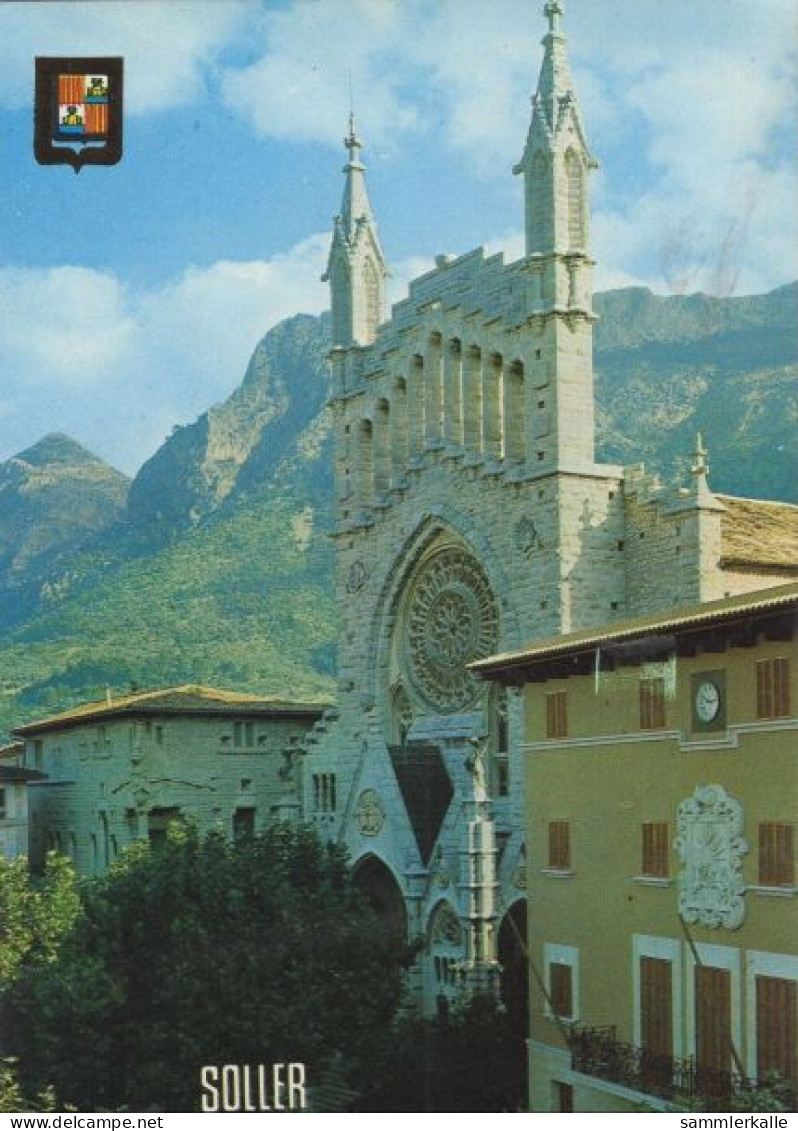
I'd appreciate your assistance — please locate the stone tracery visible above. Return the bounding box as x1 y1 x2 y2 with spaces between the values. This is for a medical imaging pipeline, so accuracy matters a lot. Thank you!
401 546 499 713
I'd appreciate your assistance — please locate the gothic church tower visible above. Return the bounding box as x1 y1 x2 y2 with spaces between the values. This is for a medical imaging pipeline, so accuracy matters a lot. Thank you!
304 1 626 1014
513 0 599 472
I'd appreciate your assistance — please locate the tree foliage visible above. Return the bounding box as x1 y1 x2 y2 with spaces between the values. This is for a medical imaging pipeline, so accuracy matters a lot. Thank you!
0 853 80 986
5 823 409 1112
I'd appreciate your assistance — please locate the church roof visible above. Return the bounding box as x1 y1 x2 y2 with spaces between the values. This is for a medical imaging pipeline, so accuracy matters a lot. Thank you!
471 582 798 680
13 684 329 736
718 495 798 571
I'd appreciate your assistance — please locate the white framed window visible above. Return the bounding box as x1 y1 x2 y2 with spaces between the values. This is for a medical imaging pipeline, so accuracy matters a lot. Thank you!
632 935 683 1060
685 942 742 1073
543 942 579 1023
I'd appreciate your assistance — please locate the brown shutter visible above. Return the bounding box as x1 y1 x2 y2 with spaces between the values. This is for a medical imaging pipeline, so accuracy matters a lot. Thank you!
756 976 797 1086
642 822 669 878
759 823 795 886
546 691 568 738
757 660 772 719
774 658 791 717
550 962 573 1018
549 820 571 870
640 678 666 730
695 966 731 1075
641 957 672 1057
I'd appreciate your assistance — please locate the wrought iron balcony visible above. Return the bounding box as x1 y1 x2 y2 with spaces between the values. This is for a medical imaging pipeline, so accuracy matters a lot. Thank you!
568 1025 795 1112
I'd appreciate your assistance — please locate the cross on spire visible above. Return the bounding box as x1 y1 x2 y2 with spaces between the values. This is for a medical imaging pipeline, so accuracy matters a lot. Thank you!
545 0 564 35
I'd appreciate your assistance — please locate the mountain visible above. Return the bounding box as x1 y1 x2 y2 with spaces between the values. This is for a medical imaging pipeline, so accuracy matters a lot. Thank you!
127 314 331 536
593 283 798 501
0 433 129 610
0 283 795 738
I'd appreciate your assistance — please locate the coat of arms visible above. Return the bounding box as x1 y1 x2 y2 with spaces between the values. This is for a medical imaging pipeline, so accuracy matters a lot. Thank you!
35 57 123 171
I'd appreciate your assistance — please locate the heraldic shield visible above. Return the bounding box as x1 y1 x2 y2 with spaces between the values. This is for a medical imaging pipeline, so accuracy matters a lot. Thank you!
35 57 123 171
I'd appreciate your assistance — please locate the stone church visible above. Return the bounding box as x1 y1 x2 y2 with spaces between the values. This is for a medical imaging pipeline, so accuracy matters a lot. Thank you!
302 0 798 1017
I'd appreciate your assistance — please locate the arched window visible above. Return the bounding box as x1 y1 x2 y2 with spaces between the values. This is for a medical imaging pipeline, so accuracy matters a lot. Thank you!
565 150 585 250
529 151 550 251
362 257 380 341
357 419 374 508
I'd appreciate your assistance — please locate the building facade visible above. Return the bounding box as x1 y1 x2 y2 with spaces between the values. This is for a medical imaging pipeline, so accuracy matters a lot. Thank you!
0 742 43 861
473 584 797 1112
13 686 325 874
304 0 798 1013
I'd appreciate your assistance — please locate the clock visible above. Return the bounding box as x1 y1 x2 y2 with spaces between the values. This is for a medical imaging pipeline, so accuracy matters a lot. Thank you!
695 681 720 723
691 671 726 731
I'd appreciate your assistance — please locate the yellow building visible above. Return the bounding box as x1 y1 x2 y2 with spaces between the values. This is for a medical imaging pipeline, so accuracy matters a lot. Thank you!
13 685 326 874
473 583 797 1113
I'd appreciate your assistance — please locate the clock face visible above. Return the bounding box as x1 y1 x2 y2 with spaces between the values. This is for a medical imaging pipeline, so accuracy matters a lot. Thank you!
695 681 721 723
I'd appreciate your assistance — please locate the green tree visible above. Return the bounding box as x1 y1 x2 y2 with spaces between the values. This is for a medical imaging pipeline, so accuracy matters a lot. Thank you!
357 994 527 1113
6 823 410 1112
0 853 80 985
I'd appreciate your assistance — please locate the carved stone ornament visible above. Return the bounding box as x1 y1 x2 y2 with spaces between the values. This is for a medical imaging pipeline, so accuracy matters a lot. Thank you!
402 546 498 712
431 904 462 946
514 515 543 559
354 788 385 837
674 784 749 930
346 559 369 594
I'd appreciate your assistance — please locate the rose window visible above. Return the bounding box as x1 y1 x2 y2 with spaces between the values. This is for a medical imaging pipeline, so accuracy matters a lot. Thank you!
402 547 498 712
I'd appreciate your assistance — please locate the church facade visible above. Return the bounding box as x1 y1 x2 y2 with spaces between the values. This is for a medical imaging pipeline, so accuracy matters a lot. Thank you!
303 0 798 1014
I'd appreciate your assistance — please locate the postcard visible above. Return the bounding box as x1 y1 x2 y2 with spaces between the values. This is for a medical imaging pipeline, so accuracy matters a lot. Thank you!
0 0 796 1117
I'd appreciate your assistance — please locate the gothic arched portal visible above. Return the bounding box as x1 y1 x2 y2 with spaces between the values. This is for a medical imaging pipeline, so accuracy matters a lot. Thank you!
352 854 408 940
498 900 529 1043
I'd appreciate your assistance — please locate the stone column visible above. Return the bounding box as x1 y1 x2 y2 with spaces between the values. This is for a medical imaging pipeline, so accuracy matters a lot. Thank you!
356 418 374 509
408 355 425 464
462 346 482 456
482 353 504 462
424 332 443 448
390 375 409 482
504 361 526 466
443 338 463 448
373 399 391 497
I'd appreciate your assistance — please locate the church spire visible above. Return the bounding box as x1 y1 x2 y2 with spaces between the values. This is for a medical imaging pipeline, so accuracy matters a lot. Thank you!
323 115 388 349
514 0 596 258
339 113 372 238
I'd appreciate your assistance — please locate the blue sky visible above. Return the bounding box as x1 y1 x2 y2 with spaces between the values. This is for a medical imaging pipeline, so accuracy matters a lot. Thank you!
0 0 796 475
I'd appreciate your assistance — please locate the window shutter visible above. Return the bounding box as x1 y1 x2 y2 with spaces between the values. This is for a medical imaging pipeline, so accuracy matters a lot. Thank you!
756 975 797 1087
549 820 571 870
695 966 731 1075
641 956 672 1058
759 823 795 886
642 822 669 878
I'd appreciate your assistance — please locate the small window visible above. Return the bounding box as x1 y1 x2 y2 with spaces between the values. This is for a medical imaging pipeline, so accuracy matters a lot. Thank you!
548 820 571 870
0 788 6 820
759 823 794 886
549 962 573 1019
546 691 567 739
313 773 337 813
757 659 791 719
641 822 669 878
233 721 255 749
639 677 666 730
233 807 256 841
154 725 164 746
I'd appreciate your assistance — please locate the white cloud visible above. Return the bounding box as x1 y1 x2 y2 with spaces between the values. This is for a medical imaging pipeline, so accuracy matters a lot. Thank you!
0 1 248 114
0 235 330 475
221 0 418 149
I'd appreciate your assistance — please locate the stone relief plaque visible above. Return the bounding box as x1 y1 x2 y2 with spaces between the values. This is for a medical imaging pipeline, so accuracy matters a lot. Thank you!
354 788 385 836
674 783 748 930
